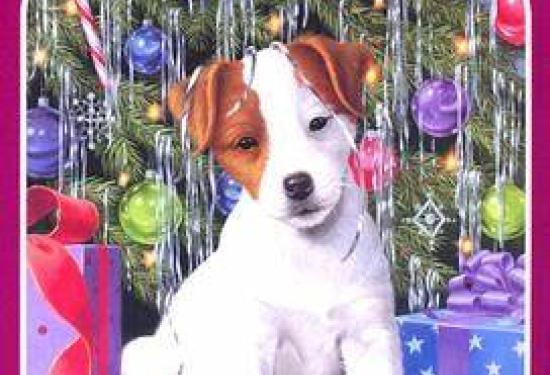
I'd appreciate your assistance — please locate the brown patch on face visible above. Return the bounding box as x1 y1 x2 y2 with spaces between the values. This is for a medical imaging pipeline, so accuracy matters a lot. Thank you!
287 35 375 120
167 61 268 199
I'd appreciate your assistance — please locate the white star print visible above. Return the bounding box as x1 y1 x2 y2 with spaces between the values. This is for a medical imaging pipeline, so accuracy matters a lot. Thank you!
513 340 525 358
469 334 483 351
406 336 424 354
486 361 501 375
420 366 436 375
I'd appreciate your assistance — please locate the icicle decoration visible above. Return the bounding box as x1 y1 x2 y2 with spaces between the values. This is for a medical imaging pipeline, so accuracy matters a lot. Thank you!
455 63 477 265
276 0 302 43
338 0 349 42
126 0 135 104
57 65 72 193
373 104 396 266
100 0 122 146
492 70 506 249
468 171 482 255
413 0 429 180
164 7 186 116
425 268 442 309
465 0 481 107
408 255 427 312
102 186 111 244
240 0 256 49
216 0 237 59
387 0 410 166
155 131 184 315
488 73 524 250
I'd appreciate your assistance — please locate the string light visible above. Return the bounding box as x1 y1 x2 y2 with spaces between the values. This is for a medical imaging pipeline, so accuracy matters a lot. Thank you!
454 35 471 58
266 12 282 37
438 147 459 173
146 102 163 123
33 48 49 68
365 63 383 88
118 171 131 188
373 0 386 11
459 236 474 257
142 250 156 269
63 0 79 16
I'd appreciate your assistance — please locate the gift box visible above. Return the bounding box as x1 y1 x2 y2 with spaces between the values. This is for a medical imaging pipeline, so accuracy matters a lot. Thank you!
27 244 121 375
27 184 122 375
397 311 525 375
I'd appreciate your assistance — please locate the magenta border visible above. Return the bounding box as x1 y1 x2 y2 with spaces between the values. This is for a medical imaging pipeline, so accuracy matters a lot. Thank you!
531 0 550 373
0 0 549 374
0 0 20 374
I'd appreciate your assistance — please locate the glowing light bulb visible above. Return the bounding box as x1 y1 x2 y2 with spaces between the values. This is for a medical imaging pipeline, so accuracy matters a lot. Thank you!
373 0 386 10
365 63 382 88
266 13 282 37
146 102 163 122
438 148 459 173
454 35 471 58
459 236 474 257
33 48 49 67
64 0 79 16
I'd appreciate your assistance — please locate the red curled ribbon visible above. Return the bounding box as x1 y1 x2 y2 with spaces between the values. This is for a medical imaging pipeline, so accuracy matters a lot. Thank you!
27 186 100 375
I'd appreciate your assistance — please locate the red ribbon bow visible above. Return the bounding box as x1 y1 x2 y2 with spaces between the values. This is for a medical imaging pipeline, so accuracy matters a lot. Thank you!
27 186 105 375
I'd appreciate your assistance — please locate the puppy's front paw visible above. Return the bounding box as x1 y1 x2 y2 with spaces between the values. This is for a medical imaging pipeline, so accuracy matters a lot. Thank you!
121 336 182 375
340 328 403 375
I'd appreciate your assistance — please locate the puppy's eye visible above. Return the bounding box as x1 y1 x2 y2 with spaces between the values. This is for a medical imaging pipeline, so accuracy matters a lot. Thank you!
235 136 259 150
309 116 331 132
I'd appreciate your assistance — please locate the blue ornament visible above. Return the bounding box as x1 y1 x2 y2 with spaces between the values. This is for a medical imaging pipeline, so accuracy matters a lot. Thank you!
215 171 242 216
513 53 525 79
27 97 60 179
125 20 166 76
479 0 493 12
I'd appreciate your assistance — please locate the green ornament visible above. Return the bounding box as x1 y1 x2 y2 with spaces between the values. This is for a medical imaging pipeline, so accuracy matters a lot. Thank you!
481 183 525 241
119 172 183 245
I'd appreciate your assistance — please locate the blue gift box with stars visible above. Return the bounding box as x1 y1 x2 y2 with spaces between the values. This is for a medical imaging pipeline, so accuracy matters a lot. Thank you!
397 311 525 375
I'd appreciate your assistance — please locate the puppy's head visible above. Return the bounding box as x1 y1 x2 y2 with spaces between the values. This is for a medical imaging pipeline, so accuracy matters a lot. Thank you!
169 36 373 229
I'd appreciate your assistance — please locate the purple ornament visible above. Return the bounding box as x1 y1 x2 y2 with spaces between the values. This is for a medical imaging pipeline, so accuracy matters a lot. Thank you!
410 79 471 138
27 98 60 179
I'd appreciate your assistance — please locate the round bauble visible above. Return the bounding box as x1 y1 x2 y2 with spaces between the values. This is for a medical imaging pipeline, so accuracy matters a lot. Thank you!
495 0 525 47
119 173 183 245
125 20 166 76
215 171 242 216
27 97 60 179
481 183 525 241
411 79 471 138
348 137 399 192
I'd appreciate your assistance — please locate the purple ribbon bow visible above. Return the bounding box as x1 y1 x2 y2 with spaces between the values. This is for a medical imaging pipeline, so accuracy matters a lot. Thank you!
447 250 525 321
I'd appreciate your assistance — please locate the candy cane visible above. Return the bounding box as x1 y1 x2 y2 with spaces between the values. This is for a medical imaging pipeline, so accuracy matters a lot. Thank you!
75 0 111 89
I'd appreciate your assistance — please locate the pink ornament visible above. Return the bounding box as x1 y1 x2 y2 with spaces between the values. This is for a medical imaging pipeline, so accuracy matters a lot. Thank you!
495 0 525 47
348 137 399 192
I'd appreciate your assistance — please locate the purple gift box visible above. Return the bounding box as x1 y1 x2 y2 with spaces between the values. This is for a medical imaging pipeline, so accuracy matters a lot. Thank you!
27 245 121 375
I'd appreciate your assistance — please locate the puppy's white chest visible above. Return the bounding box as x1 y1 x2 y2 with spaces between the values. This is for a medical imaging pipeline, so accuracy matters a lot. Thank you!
273 308 344 375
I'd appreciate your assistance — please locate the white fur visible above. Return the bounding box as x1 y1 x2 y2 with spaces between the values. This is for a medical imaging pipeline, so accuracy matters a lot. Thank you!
122 47 403 375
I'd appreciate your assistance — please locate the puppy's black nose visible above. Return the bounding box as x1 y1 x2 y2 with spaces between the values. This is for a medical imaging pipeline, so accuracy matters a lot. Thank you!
284 172 314 201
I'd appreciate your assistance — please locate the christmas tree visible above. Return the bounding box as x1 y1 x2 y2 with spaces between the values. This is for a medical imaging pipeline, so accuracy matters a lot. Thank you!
26 0 526 341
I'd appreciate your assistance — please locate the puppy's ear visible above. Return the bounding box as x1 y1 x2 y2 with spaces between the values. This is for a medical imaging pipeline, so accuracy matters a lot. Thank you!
288 35 375 118
167 78 188 122
167 62 232 154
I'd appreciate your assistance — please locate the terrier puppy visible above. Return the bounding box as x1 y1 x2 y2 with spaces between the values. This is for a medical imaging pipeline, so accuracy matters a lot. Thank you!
122 35 402 375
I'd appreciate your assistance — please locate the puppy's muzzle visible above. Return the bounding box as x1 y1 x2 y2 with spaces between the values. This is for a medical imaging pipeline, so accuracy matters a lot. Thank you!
284 172 314 201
